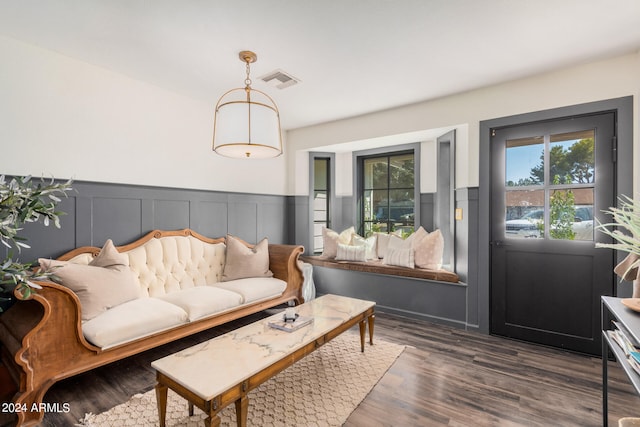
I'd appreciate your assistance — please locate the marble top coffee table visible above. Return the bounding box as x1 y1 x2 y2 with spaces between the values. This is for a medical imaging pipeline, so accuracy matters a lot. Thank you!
151 294 375 427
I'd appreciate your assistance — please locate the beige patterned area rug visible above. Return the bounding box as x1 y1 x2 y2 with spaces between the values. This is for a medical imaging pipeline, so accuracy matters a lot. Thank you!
78 333 404 427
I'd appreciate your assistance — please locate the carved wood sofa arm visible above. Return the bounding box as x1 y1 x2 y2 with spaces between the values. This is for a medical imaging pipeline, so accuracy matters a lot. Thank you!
268 244 305 304
0 280 100 426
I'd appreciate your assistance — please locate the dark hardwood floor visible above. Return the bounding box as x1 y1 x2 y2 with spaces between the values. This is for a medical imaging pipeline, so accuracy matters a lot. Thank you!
3 309 639 426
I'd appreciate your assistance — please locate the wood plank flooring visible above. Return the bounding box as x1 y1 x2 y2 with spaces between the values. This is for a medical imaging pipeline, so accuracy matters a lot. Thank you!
2 309 639 426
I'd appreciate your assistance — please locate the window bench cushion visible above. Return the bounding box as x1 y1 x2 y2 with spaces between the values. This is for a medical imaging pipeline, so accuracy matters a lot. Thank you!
301 255 459 283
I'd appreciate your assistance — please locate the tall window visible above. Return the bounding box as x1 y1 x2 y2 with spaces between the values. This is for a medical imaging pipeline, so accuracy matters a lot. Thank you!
313 157 331 254
361 151 415 237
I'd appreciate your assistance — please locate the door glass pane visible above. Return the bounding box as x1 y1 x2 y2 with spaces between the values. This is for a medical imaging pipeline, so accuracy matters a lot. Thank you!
506 136 544 186
549 130 595 185
549 188 594 241
505 189 544 238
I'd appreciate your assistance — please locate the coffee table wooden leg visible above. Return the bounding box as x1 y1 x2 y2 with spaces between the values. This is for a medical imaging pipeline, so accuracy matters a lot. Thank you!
155 383 168 427
189 401 194 416
368 314 375 345
359 320 366 352
235 395 248 427
204 414 221 427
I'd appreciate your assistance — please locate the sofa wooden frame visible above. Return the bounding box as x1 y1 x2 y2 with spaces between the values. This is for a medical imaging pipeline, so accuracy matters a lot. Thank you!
0 229 304 427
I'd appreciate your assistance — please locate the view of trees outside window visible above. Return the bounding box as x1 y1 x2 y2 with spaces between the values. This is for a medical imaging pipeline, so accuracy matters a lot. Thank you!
361 152 414 237
504 130 595 240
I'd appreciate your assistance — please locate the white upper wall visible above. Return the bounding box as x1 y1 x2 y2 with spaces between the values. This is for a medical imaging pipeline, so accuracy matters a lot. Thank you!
1 34 638 198
0 36 288 195
287 51 640 197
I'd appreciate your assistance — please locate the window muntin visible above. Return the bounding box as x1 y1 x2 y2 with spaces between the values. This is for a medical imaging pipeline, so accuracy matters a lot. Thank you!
361 152 415 237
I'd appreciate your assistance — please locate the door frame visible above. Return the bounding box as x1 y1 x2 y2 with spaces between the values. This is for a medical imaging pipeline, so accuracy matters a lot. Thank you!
478 96 634 334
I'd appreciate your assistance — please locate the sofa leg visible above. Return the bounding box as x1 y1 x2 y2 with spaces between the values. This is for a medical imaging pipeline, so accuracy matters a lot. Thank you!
12 385 50 426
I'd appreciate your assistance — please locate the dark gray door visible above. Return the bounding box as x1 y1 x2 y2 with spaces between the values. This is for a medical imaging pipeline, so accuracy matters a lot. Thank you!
490 113 615 355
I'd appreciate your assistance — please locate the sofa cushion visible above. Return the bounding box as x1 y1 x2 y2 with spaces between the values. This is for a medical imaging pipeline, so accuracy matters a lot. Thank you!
222 235 273 281
82 298 188 349
213 277 287 304
157 286 243 321
39 240 140 321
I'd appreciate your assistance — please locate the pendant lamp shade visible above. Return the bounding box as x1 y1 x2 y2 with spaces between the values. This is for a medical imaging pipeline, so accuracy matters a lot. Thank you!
213 51 283 159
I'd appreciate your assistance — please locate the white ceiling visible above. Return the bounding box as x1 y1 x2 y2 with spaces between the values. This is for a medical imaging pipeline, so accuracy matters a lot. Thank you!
1 0 640 131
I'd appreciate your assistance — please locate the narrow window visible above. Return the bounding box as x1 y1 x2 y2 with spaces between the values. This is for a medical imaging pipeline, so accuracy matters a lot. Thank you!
313 157 331 254
361 151 415 237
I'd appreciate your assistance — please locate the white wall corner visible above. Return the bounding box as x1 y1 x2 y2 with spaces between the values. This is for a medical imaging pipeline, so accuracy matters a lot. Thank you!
420 140 438 193
335 152 353 197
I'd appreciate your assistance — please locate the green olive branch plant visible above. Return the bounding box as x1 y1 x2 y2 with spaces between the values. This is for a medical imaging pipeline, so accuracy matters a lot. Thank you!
596 195 640 282
0 175 73 310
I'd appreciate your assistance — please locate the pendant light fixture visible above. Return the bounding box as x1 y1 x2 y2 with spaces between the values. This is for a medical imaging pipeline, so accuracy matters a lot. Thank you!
212 50 283 158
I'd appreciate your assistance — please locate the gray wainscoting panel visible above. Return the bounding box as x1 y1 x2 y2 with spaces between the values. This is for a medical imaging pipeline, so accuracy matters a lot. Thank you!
312 267 468 327
92 197 143 245
228 200 258 243
420 193 434 230
456 187 479 329
259 200 287 244
3 178 291 262
196 200 229 238
152 199 190 232
292 195 311 254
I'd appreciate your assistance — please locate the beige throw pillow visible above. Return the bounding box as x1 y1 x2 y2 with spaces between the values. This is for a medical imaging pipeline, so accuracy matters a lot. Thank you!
39 239 140 321
222 235 273 281
413 227 444 270
321 226 355 258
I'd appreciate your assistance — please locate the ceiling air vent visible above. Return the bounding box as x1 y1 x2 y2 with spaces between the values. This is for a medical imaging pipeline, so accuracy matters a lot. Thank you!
259 69 300 89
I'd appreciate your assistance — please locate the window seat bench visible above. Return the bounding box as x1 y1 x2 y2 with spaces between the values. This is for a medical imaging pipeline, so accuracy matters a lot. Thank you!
301 256 459 283
300 255 466 328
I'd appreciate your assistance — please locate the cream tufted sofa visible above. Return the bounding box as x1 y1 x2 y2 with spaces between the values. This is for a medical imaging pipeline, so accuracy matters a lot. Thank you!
0 229 304 427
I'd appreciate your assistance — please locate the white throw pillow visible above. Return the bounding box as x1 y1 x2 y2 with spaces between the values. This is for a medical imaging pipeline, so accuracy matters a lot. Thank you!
351 234 377 260
336 243 367 262
374 230 404 259
321 226 355 258
383 247 415 268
